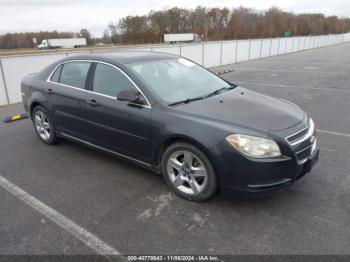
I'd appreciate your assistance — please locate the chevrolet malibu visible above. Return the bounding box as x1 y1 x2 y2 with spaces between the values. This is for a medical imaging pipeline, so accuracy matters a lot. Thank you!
21 52 319 201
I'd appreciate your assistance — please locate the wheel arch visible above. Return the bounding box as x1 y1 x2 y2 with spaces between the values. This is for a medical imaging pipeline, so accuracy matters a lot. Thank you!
28 91 50 118
29 100 46 119
156 135 218 174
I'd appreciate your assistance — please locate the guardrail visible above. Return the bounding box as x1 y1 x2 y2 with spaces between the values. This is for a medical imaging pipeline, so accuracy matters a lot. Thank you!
0 33 347 106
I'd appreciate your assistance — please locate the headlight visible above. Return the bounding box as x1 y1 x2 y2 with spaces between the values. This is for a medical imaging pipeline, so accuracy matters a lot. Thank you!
226 134 281 158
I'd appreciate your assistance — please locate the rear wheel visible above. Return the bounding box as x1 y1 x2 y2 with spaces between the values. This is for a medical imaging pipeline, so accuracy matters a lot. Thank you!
32 106 58 145
162 142 218 201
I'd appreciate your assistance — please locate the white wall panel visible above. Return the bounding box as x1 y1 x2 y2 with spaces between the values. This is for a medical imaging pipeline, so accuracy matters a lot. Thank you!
203 43 221 67
180 44 203 65
270 38 280 56
260 39 271 57
334 35 339 44
249 39 262 60
314 36 320 48
292 37 299 52
221 41 237 65
152 46 180 55
335 35 340 44
324 35 329 46
299 37 306 50
278 38 287 54
0 61 8 106
327 35 332 45
236 40 250 62
286 38 294 53
66 51 89 56
306 37 312 49
300 37 306 49
323 36 328 46
344 33 350 42
120 47 153 52
2 54 66 103
308 37 314 48
312 36 317 47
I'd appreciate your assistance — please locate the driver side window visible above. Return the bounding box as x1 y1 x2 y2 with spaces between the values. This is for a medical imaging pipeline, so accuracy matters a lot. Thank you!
93 63 135 97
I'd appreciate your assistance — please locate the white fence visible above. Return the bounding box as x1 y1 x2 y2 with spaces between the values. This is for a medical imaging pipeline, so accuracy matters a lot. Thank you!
0 33 347 106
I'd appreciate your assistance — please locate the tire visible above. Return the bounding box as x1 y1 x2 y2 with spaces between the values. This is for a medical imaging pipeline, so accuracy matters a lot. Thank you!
161 142 218 201
32 105 58 145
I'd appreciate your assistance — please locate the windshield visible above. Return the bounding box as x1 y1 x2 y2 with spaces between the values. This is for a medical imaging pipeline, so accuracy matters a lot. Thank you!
129 58 232 104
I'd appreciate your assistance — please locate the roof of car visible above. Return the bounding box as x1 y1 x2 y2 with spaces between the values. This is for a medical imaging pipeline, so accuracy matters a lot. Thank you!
66 51 178 64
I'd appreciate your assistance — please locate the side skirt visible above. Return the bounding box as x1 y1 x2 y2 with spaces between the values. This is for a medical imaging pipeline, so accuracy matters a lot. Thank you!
57 132 160 173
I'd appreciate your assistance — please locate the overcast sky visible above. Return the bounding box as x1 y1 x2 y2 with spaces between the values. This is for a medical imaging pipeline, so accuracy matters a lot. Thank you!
1 0 349 37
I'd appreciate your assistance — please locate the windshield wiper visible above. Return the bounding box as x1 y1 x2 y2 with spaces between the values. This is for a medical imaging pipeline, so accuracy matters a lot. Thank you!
168 96 204 106
168 85 236 106
204 86 235 98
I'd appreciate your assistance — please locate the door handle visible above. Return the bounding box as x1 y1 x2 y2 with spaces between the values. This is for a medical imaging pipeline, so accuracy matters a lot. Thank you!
85 99 100 107
46 88 54 95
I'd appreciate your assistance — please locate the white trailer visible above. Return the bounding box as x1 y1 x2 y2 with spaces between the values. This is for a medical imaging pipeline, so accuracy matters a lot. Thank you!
38 38 87 49
164 33 201 44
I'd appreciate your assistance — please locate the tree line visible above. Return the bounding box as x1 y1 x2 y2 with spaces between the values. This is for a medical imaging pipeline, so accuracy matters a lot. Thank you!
107 6 350 44
1 6 350 49
0 29 92 49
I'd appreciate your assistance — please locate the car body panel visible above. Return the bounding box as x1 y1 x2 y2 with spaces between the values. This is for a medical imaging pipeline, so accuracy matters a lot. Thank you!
83 91 152 162
173 87 305 132
46 81 90 139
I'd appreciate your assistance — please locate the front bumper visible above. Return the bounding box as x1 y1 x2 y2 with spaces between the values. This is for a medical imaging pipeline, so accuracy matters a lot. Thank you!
245 148 319 194
214 141 319 197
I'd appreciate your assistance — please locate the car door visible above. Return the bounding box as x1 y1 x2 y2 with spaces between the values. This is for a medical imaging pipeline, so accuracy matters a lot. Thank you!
83 62 152 163
46 61 92 139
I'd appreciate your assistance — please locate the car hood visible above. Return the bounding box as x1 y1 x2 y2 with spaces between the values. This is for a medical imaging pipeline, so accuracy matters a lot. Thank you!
173 87 305 132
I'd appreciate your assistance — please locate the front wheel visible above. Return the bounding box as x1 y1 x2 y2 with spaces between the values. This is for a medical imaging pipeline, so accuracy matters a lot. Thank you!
161 142 218 201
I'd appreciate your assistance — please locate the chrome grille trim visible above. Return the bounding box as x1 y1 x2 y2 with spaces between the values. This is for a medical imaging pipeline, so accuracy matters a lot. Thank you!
295 144 313 165
286 118 315 146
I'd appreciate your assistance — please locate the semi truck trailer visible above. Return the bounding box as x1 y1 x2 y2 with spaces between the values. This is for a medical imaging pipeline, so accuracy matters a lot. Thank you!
37 38 87 49
164 34 201 44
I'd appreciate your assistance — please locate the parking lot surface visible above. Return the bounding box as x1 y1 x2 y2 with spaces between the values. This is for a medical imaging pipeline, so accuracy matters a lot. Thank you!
1 43 350 255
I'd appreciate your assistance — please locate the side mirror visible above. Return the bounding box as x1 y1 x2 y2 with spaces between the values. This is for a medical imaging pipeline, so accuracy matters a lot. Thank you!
117 89 146 106
117 89 140 102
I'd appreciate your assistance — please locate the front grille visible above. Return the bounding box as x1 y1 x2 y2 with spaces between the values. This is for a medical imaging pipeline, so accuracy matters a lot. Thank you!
285 118 317 164
287 127 308 144
286 118 314 146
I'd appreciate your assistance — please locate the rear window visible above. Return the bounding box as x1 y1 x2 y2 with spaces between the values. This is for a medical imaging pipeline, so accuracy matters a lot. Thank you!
50 65 62 82
58 62 91 89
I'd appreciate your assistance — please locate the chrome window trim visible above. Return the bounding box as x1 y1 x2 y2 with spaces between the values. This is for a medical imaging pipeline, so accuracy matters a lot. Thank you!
286 118 315 146
46 59 151 108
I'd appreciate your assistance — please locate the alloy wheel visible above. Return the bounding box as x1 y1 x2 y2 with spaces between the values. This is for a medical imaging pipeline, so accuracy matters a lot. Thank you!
34 110 51 141
166 150 208 195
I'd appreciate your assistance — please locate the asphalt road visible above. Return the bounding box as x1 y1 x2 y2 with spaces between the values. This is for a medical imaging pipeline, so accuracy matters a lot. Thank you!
0 43 350 256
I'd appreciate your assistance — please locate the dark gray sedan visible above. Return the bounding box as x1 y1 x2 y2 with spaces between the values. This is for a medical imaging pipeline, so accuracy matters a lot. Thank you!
21 52 319 201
